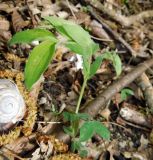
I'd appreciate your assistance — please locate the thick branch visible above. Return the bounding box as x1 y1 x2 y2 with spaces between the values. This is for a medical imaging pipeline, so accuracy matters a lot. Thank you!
83 58 153 117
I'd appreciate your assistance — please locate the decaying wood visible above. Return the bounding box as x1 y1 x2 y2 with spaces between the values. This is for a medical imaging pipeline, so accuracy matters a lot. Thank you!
119 103 152 129
137 73 153 114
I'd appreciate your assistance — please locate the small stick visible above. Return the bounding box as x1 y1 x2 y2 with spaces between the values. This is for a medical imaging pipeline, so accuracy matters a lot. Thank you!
102 121 132 133
66 0 77 19
36 121 61 124
91 35 113 42
116 117 150 132
88 6 137 57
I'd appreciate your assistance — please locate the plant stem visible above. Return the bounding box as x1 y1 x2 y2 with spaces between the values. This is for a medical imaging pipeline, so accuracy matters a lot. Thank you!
75 78 88 114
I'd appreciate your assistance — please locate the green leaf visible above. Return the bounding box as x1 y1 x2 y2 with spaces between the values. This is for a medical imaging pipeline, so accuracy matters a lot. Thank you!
63 112 90 122
77 113 91 121
82 56 91 78
44 16 97 56
79 122 95 142
71 140 82 152
8 29 57 46
92 43 99 54
43 16 75 26
62 24 93 53
25 40 56 90
66 41 86 55
79 121 110 142
43 16 75 40
79 150 88 158
89 56 103 78
102 51 122 77
63 126 74 137
121 88 134 101
63 112 78 122
94 121 110 140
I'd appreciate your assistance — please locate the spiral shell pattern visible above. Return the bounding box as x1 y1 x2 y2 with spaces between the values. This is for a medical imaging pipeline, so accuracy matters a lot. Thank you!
0 79 25 124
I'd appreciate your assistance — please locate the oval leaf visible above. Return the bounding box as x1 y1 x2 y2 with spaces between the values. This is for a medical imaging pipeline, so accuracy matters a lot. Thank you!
79 121 94 142
102 52 122 77
44 16 96 55
89 56 103 78
25 40 56 90
121 88 134 101
9 29 57 46
80 121 110 142
94 121 110 140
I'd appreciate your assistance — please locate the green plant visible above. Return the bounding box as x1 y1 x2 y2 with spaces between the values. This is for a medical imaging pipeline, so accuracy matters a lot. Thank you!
9 16 122 156
121 88 134 101
63 112 110 157
121 0 129 6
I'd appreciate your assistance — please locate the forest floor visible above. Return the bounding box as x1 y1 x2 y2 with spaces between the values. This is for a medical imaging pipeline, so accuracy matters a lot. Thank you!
0 0 153 160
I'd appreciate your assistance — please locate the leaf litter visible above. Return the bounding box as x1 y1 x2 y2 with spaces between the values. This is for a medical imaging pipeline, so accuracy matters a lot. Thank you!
0 0 153 159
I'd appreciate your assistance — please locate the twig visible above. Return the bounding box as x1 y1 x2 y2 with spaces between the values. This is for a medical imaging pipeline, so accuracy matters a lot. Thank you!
116 117 150 132
66 0 77 20
36 121 61 124
87 6 137 57
91 35 113 42
102 121 131 133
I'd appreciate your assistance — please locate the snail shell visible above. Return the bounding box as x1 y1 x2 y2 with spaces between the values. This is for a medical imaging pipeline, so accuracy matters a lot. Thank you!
0 79 26 133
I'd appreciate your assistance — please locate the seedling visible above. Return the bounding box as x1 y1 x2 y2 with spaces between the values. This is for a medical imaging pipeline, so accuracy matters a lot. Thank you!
9 16 122 156
121 88 134 101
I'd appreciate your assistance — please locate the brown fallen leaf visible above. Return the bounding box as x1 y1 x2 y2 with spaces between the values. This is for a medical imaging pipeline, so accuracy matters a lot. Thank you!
100 108 111 121
0 3 14 13
0 30 12 43
12 10 29 32
0 17 10 31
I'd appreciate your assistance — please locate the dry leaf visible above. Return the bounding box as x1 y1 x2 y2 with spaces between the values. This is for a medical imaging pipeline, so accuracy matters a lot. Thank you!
0 17 10 31
0 30 11 42
31 148 41 160
100 108 111 121
12 10 29 32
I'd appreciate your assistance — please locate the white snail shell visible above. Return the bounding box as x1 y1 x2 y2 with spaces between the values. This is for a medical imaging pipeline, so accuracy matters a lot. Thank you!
0 79 26 125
